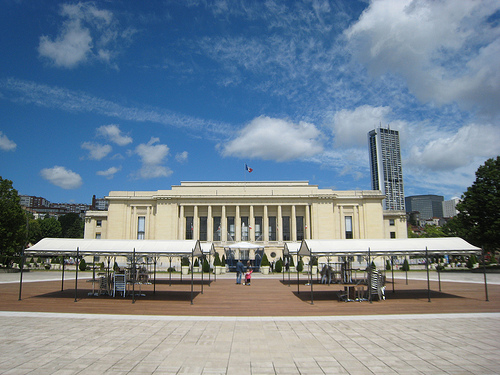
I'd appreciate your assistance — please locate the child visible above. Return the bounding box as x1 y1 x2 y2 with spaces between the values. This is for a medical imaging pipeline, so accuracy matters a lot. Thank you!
245 267 253 286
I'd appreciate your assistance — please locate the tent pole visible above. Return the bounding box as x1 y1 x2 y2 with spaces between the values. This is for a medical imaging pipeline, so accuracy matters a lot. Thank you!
391 256 395 293
153 257 157 295
201 257 204 294
169 257 172 286
18 245 26 301
287 255 291 287
425 247 431 302
74 247 79 303
310 250 314 305
190 251 194 305
297 256 300 295
132 248 136 304
209 253 213 283
482 249 489 302
368 247 372 304
212 252 216 282
61 256 65 291
405 256 408 285
437 262 442 292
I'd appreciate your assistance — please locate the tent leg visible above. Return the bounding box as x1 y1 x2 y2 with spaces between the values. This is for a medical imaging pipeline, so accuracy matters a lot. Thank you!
61 256 65 291
425 247 431 303
74 247 79 303
482 249 489 302
391 256 395 293
154 258 157 295
132 248 136 304
18 250 25 301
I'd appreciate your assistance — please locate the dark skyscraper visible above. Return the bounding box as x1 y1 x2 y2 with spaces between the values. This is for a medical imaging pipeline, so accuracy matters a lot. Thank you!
368 127 405 211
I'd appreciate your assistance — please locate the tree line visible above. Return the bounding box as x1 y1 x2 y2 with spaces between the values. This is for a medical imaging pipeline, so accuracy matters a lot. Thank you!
0 176 83 265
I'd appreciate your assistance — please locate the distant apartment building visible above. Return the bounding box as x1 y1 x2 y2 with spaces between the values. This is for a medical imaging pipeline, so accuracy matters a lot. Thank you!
405 195 444 221
442 198 460 218
368 127 405 211
91 195 109 211
20 195 92 219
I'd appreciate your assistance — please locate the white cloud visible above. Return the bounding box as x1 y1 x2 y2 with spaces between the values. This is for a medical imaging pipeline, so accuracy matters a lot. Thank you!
408 123 500 171
38 2 133 68
132 137 172 179
330 105 393 148
1 78 232 138
81 142 112 160
175 151 188 163
345 0 500 116
97 124 132 146
222 116 323 162
0 131 16 151
96 166 121 179
40 166 83 189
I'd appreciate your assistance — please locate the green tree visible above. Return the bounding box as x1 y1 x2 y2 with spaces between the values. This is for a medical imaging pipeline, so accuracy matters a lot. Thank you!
59 213 83 238
444 156 500 252
27 215 42 244
419 224 447 238
0 177 26 263
39 217 62 238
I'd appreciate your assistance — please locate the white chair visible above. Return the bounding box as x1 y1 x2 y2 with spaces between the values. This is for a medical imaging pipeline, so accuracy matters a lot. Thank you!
113 273 126 297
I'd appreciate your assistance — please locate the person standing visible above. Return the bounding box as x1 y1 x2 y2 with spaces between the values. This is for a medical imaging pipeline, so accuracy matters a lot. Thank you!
236 259 245 284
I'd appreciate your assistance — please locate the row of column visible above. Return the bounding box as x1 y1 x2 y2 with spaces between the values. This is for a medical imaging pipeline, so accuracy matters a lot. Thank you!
178 204 311 243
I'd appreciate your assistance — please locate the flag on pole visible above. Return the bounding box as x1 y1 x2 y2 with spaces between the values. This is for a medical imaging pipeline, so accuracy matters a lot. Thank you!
245 164 253 173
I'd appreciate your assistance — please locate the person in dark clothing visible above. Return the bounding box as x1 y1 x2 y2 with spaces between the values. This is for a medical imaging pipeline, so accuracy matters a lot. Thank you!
236 260 245 284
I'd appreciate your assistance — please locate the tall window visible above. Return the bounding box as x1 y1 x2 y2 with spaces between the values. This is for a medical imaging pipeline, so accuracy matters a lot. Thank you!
255 217 263 241
296 216 304 241
241 216 249 241
137 216 145 239
186 217 193 240
345 216 353 239
227 216 235 241
95 233 101 239
199 217 207 241
213 217 221 241
282 216 290 241
268 216 276 241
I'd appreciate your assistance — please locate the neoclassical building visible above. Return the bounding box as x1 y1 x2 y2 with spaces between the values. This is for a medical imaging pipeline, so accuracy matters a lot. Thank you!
84 181 407 261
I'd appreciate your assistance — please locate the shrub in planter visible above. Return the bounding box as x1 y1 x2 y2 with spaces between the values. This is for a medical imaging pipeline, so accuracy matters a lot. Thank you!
289 256 295 268
221 255 226 267
401 258 410 271
386 259 391 271
79 258 87 272
203 258 210 273
181 257 190 267
44 264 51 270
194 258 199 267
297 258 304 273
275 258 283 273
214 252 221 266
261 253 270 267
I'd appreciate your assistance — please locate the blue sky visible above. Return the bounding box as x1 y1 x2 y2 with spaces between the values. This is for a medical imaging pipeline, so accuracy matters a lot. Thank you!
1 0 499 204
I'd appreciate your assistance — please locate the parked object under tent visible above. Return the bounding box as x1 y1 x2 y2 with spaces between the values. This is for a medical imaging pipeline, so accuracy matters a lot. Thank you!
294 237 485 304
21 238 203 304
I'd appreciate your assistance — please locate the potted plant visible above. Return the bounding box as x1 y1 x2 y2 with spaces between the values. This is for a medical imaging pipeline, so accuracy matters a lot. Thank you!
288 256 295 272
221 254 226 273
311 256 318 275
260 253 270 275
213 252 222 275
181 256 190 275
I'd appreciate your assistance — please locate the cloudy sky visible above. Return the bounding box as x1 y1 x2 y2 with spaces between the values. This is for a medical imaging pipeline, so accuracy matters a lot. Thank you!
1 0 499 204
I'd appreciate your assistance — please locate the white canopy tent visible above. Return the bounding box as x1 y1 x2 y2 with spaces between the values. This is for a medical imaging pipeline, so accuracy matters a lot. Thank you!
290 238 487 304
298 238 481 257
21 238 204 304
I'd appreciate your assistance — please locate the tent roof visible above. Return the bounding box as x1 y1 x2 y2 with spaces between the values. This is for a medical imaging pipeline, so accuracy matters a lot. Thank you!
283 242 301 255
26 238 203 257
225 241 263 249
298 238 481 257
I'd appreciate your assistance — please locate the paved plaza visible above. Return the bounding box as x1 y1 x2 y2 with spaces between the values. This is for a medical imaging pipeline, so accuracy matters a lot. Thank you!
1 271 499 374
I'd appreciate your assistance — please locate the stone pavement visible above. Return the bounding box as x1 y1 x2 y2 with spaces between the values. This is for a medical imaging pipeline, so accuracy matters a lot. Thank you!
1 311 499 374
1 271 499 374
